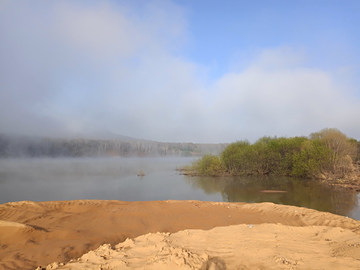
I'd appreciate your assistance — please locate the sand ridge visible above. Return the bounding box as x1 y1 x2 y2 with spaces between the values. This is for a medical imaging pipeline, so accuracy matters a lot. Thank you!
42 224 360 270
1 200 360 269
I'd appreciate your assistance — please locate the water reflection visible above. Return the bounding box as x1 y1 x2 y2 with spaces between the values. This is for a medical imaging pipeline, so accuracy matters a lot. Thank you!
1 157 359 220
185 175 359 218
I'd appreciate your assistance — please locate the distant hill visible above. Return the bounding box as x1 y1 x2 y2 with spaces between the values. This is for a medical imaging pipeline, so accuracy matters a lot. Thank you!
0 133 228 158
43 130 141 141
91 131 139 141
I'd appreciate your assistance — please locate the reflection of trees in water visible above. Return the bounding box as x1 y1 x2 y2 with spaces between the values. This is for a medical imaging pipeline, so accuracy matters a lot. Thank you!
185 175 358 217
184 176 229 195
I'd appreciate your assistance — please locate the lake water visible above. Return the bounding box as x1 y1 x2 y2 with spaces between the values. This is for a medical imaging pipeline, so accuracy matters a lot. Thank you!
0 157 359 220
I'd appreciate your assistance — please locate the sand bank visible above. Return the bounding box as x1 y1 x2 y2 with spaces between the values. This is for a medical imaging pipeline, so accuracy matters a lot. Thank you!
1 200 360 269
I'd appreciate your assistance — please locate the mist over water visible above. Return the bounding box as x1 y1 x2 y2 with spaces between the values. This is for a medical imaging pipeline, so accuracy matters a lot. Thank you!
0 157 221 203
0 157 359 220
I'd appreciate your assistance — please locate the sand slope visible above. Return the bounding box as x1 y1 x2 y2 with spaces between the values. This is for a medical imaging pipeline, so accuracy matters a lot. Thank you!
1 200 360 269
44 224 360 270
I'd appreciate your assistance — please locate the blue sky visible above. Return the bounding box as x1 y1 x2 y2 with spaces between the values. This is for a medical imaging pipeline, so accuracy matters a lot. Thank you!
0 0 359 143
180 0 360 79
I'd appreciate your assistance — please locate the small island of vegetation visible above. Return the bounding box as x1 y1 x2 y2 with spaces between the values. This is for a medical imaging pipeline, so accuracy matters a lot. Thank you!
183 128 360 185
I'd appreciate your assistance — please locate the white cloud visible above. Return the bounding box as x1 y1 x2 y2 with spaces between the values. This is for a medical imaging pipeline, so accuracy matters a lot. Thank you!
0 1 359 143
208 48 360 141
250 47 307 70
54 2 139 59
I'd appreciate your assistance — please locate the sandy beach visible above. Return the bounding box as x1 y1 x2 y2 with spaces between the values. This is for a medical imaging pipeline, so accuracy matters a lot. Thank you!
1 200 360 270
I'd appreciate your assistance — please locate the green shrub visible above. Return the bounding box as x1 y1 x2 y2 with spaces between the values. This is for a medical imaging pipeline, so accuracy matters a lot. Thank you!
243 139 280 175
195 129 357 179
271 136 308 175
220 137 307 176
292 139 333 178
348 138 360 162
220 140 250 175
192 154 225 176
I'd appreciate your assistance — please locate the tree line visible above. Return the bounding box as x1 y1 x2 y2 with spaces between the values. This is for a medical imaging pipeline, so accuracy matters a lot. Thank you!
0 134 227 158
190 128 360 180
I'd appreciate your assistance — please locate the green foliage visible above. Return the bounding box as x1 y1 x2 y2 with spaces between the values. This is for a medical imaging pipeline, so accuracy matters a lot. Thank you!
220 136 307 176
192 154 225 176
292 139 334 178
185 128 358 180
348 138 360 162
220 140 250 174
270 136 308 175
197 128 357 179
242 139 280 175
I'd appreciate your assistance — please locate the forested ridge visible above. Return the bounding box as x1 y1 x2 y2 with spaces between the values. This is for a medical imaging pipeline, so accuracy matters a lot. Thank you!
0 134 227 158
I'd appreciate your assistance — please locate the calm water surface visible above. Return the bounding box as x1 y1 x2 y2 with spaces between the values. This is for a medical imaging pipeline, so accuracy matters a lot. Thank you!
0 157 359 220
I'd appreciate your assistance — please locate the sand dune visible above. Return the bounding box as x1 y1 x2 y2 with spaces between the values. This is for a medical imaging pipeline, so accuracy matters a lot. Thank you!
1 200 360 269
42 224 360 270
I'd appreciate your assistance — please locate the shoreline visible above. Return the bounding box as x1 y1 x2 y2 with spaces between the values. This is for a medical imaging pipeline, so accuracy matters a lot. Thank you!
2 200 360 269
322 179 360 192
177 167 360 192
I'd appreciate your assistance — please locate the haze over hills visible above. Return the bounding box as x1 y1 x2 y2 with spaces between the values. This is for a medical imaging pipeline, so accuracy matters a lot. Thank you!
61 130 141 141
0 133 227 158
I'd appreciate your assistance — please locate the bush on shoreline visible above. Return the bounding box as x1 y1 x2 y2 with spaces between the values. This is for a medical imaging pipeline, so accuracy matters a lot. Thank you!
188 128 359 180
191 154 225 176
